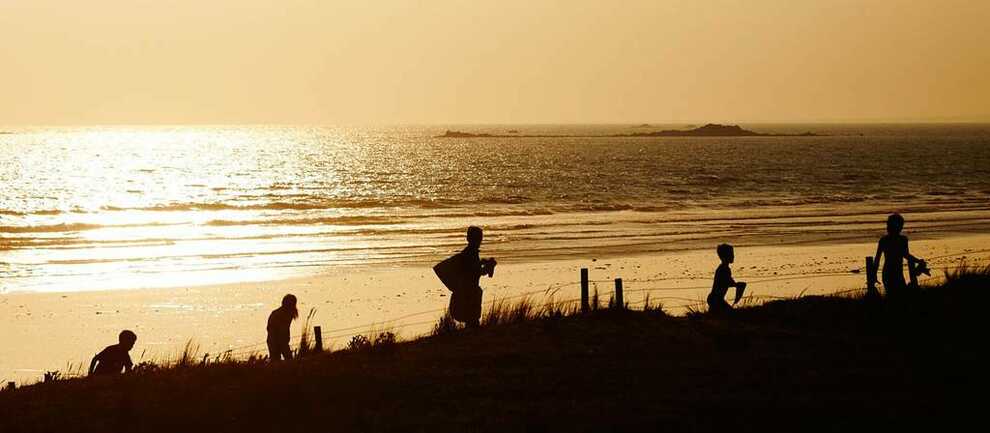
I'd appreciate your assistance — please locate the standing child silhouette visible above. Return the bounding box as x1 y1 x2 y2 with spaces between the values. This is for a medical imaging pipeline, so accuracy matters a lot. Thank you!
873 213 922 298
267 294 298 362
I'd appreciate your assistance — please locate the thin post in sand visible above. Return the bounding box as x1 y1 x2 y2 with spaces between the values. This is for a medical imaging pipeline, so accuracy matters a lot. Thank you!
614 278 624 310
581 268 589 313
865 257 876 289
865 256 882 299
314 326 323 353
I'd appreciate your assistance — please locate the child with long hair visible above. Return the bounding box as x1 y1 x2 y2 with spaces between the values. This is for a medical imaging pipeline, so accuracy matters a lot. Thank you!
267 294 298 361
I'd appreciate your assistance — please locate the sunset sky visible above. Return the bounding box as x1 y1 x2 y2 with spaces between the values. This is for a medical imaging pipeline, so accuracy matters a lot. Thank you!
2 0 988 125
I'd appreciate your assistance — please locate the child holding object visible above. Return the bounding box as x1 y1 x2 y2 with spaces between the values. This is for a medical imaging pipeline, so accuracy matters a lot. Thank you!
434 226 497 328
873 213 928 298
708 244 747 314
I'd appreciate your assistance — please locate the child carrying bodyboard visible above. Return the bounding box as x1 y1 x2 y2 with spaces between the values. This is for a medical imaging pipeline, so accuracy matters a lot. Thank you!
433 226 496 327
433 253 469 293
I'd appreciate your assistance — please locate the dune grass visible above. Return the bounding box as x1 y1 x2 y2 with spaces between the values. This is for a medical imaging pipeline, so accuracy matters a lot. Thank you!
19 261 986 383
1 265 987 432
295 307 319 357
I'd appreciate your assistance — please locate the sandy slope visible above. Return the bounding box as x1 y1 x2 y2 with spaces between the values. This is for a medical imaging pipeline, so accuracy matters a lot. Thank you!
2 233 989 385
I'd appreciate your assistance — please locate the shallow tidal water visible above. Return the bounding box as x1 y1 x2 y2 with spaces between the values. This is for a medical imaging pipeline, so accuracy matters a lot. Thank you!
2 124 989 293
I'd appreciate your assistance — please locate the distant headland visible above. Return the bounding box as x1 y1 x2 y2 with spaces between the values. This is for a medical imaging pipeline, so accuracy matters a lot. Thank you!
437 124 821 138
624 123 820 137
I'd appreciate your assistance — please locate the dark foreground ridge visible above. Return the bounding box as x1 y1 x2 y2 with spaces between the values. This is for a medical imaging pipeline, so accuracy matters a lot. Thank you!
437 123 821 138
1 267 986 432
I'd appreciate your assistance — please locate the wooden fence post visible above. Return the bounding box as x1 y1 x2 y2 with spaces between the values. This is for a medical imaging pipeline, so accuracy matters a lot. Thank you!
314 326 323 352
865 257 875 288
580 268 589 313
865 256 881 298
614 278 624 310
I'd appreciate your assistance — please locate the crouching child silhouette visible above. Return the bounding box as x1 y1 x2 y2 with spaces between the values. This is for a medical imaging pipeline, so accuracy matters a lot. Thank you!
89 330 137 376
708 244 746 315
267 294 298 362
434 226 497 328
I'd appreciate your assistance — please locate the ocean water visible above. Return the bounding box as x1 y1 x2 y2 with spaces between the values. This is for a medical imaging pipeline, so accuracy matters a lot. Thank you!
2 124 990 293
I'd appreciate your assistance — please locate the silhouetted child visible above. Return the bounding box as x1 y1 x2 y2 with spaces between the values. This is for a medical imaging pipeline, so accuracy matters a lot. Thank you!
434 226 497 328
708 244 746 314
873 213 923 298
89 330 137 376
267 294 298 362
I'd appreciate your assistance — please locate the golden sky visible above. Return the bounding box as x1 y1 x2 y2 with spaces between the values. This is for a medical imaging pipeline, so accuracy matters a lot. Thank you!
1 0 988 125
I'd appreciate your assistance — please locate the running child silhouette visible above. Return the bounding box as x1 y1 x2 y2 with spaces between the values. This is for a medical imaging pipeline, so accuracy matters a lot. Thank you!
433 226 497 328
708 244 747 314
89 330 137 376
873 213 926 298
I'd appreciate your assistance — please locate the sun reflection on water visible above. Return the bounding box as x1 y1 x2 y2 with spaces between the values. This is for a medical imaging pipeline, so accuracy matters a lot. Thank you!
3 125 990 293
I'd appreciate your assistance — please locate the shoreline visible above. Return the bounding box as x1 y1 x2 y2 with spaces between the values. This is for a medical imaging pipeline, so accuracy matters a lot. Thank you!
3 231 989 384
5 200 990 294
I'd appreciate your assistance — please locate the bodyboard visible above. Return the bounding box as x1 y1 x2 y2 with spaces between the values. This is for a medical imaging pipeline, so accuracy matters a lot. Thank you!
733 282 747 305
434 253 467 292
